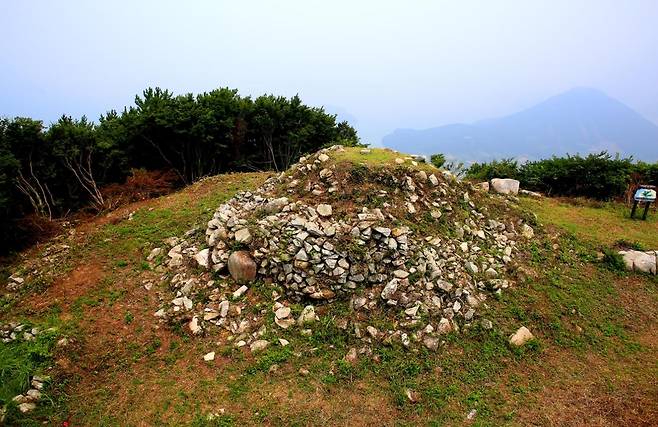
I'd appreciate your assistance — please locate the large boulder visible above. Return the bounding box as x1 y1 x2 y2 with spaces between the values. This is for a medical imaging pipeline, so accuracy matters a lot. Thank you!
619 250 657 274
490 178 520 195
228 251 257 283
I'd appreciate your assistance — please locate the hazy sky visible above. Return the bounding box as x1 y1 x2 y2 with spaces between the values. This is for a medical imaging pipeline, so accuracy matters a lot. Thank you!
2 0 658 145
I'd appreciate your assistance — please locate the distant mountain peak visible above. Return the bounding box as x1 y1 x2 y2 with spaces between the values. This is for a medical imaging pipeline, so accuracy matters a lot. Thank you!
383 88 658 162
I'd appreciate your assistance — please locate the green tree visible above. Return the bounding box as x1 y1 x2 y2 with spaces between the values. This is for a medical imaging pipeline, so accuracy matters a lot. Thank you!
49 115 106 209
430 153 446 168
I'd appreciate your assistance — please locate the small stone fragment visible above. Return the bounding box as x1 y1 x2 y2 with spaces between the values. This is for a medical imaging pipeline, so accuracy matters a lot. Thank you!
316 204 333 217
509 326 534 346
250 339 270 353
234 227 252 243
297 305 317 326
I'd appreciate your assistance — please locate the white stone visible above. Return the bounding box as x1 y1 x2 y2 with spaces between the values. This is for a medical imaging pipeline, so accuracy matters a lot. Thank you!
393 269 409 279
298 305 317 325
619 250 657 274
405 305 420 316
381 279 398 300
147 247 163 261
275 306 291 319
188 316 202 335
219 300 230 317
465 261 479 274
234 228 252 243
520 224 534 239
18 402 36 413
250 340 270 353
232 285 248 299
317 204 333 217
490 178 520 195
509 326 534 346
203 352 215 361
194 249 210 268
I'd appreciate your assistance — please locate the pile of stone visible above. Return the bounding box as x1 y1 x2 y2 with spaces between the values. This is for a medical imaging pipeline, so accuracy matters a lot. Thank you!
1 322 41 343
619 249 657 274
5 275 25 292
9 376 48 414
154 146 535 351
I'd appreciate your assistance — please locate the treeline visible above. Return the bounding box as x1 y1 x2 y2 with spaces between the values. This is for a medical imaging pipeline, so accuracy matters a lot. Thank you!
0 87 359 253
465 152 658 200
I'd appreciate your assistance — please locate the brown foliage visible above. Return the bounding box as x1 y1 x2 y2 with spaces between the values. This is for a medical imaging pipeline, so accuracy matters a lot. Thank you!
101 169 179 210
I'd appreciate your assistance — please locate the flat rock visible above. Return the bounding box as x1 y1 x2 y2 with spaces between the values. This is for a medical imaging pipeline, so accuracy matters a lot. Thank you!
194 249 210 269
275 306 291 319
18 402 36 413
234 228 252 243
619 250 657 274
228 251 257 283
250 339 270 353
147 247 163 261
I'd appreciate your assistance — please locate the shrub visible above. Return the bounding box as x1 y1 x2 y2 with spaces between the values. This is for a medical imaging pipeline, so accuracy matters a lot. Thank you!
519 152 633 200
601 248 627 272
101 169 179 209
466 158 520 181
430 153 446 168
465 152 655 201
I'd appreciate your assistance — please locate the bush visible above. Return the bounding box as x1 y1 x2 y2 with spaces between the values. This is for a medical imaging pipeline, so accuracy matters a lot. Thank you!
466 152 655 201
466 158 519 181
519 152 633 200
430 153 446 168
101 169 179 210
601 248 627 272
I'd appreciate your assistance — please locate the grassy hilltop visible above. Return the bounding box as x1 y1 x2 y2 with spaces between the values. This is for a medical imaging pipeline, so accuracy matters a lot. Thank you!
1 148 657 426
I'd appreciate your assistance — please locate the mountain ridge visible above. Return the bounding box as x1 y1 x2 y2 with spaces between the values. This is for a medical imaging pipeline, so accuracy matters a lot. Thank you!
382 88 658 162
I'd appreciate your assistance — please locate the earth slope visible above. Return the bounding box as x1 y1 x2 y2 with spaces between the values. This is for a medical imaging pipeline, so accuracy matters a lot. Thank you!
0 149 657 426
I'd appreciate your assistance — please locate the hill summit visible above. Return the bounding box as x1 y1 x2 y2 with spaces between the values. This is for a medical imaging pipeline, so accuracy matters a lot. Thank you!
383 87 658 162
156 146 536 351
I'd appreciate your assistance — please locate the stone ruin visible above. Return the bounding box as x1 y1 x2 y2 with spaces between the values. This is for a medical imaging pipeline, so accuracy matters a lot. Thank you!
155 146 536 351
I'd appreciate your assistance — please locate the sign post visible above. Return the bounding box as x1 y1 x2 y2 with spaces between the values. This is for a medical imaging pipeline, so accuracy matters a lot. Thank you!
631 186 656 220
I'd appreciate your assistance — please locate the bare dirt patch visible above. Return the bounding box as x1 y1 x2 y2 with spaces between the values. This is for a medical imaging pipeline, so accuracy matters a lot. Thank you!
26 260 105 313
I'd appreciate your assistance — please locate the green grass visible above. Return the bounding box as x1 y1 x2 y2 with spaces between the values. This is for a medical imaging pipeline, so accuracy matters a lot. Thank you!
330 146 439 173
0 314 72 425
3 169 658 425
522 197 658 248
90 173 269 264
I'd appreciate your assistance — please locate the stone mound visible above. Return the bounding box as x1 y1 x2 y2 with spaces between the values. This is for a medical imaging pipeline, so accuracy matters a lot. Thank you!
153 146 535 350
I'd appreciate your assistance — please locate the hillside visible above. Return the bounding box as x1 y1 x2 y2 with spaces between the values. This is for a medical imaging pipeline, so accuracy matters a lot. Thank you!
1 148 657 426
383 88 658 162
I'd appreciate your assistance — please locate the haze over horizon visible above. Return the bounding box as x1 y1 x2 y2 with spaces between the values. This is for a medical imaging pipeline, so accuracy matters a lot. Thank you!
2 0 658 149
